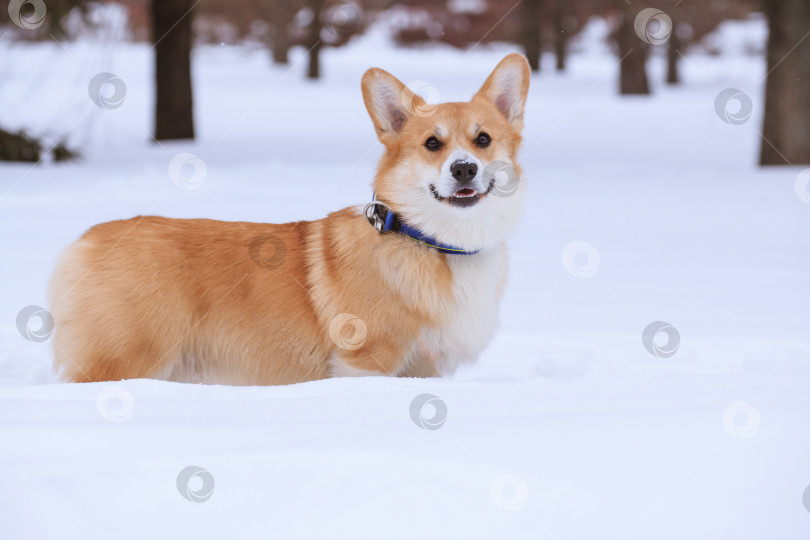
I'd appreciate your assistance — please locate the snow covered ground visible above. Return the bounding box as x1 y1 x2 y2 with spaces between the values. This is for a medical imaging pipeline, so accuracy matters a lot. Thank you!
1 19 810 539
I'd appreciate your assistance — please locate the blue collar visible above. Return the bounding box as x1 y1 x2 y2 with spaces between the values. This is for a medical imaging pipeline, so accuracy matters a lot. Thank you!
364 197 481 255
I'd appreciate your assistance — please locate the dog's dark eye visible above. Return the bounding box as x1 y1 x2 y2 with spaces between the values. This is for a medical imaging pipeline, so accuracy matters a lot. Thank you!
425 136 442 151
475 132 491 148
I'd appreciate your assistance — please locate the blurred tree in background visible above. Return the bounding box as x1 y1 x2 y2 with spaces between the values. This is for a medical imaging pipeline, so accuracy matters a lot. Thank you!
391 0 592 73
659 0 757 85
1 0 807 163
151 0 195 140
196 0 364 73
760 0 810 165
611 0 757 94
614 0 650 95
263 1 304 64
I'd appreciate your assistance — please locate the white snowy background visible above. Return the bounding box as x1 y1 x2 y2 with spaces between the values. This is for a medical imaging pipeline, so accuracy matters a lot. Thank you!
1 13 809 540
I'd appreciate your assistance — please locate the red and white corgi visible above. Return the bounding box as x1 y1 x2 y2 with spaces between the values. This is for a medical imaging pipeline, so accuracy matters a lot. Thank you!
49 53 531 385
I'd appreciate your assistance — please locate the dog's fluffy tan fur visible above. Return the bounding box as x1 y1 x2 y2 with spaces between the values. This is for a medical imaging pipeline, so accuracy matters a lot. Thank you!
50 54 531 385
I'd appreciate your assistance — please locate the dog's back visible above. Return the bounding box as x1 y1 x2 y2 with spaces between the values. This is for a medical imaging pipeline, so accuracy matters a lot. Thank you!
50 216 330 384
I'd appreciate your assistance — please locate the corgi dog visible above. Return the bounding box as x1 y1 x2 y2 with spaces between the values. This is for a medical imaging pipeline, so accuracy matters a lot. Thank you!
49 54 531 385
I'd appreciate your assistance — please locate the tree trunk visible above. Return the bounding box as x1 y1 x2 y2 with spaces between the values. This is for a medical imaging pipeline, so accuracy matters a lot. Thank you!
307 0 323 79
666 23 681 85
760 0 810 165
522 0 542 72
271 23 290 65
151 0 195 141
616 5 650 95
553 0 567 72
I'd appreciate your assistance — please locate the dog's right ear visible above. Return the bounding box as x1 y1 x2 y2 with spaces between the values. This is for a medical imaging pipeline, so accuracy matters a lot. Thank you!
361 68 424 144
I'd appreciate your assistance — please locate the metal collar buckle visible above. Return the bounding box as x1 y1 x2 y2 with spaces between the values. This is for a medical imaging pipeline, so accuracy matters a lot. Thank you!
363 200 390 233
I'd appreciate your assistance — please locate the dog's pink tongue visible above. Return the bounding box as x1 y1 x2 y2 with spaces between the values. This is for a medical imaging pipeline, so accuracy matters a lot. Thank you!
454 188 476 197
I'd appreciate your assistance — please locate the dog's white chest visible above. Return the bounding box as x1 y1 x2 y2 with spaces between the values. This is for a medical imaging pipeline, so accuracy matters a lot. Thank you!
414 247 507 375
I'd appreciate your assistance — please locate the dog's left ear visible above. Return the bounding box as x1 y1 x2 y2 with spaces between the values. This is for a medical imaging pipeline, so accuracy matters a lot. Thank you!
475 53 531 131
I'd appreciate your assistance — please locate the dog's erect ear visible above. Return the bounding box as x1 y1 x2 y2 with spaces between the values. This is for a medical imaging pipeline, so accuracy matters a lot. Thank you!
475 54 531 131
362 68 425 143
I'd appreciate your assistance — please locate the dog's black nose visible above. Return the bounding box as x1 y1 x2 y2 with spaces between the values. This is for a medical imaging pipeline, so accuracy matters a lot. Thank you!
450 160 478 183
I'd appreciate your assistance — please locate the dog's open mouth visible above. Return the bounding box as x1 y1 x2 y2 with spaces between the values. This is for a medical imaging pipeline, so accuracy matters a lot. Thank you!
430 180 496 208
